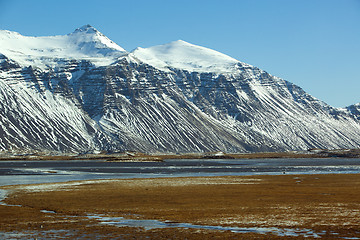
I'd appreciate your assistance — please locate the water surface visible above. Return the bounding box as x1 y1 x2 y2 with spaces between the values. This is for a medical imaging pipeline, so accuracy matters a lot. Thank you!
0 158 359 186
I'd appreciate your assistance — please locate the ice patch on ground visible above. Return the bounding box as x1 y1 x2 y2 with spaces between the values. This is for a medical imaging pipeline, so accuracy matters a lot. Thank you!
11 179 114 192
87 214 321 238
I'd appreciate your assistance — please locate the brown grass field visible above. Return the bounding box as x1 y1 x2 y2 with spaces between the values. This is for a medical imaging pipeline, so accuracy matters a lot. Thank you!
1 174 360 239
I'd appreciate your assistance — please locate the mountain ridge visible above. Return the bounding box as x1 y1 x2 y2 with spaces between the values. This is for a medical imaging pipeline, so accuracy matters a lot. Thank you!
0 25 359 153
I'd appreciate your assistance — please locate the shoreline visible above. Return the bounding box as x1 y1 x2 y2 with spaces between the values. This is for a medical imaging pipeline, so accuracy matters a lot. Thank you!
1 173 360 239
1 157 360 187
0 149 359 162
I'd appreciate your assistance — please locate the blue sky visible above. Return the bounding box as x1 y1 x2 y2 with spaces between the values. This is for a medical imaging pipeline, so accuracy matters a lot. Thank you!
0 0 359 107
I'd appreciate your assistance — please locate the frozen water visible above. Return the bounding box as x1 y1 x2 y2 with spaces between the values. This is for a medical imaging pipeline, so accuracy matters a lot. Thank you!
88 214 321 238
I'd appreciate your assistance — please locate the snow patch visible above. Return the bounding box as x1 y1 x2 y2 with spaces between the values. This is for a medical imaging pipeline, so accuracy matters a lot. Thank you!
0 25 127 69
131 40 245 73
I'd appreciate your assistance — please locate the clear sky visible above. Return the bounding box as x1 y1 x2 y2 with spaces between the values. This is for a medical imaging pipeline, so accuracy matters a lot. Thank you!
0 0 359 107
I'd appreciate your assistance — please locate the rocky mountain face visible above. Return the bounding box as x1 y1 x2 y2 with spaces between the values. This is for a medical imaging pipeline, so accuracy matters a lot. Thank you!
347 103 360 120
0 25 359 153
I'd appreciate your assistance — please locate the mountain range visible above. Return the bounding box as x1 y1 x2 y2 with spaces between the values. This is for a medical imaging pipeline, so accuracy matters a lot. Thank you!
0 25 359 153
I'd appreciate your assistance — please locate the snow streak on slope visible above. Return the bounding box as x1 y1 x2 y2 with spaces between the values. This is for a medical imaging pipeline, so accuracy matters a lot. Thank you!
0 54 117 152
131 40 249 73
0 25 126 70
92 60 278 153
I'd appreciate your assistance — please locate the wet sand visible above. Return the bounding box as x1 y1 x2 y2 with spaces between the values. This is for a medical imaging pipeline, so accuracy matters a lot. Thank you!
1 174 360 239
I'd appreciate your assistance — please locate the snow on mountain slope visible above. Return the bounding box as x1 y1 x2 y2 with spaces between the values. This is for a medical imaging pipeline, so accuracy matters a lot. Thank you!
347 103 360 120
168 66 360 151
131 40 248 73
0 25 359 153
0 25 126 70
0 58 105 152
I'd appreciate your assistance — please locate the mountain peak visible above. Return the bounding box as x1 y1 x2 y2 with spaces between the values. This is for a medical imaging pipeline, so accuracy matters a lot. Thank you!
131 40 241 73
172 39 191 45
0 25 126 69
69 25 126 53
73 24 98 34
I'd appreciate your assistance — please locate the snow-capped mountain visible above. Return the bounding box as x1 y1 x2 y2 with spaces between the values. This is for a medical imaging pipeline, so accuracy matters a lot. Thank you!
0 25 126 70
0 25 359 153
